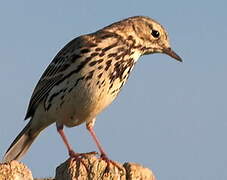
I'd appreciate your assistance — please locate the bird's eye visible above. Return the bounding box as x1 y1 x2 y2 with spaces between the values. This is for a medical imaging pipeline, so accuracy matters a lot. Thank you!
151 30 160 38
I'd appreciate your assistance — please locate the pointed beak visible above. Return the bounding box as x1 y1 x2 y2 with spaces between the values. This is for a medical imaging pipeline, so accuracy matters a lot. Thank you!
163 47 182 62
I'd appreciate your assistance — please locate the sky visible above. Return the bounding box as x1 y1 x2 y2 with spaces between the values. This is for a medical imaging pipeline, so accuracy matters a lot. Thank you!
0 0 227 179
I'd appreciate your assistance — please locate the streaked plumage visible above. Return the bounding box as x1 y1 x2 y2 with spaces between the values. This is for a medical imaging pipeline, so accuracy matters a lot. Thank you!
3 16 182 163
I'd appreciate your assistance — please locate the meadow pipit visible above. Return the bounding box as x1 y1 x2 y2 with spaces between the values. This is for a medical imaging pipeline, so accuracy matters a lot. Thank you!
4 16 182 166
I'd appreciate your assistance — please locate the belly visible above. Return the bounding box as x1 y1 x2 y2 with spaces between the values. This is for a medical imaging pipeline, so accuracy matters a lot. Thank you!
43 60 134 127
44 76 120 127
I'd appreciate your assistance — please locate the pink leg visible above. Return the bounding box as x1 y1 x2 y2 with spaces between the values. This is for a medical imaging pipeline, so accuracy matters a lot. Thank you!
56 123 96 157
86 125 107 157
56 123 97 172
86 124 123 171
56 123 75 157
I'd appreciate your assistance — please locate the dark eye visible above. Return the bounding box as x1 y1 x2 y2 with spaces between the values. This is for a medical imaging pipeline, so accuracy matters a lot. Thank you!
151 30 160 38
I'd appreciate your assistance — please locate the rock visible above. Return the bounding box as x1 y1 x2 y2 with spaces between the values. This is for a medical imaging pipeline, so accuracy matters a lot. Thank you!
55 154 156 180
0 154 156 180
0 160 33 180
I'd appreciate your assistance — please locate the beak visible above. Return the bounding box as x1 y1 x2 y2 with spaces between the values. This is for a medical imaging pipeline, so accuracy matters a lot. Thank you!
163 47 182 62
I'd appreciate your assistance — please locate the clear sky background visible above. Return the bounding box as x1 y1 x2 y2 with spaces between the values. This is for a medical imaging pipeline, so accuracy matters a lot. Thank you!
0 1 227 179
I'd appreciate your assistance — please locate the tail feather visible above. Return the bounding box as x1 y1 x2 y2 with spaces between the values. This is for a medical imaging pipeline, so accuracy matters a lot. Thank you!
3 121 40 162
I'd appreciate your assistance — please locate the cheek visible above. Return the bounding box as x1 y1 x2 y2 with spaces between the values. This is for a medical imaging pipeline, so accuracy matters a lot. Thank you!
147 39 159 48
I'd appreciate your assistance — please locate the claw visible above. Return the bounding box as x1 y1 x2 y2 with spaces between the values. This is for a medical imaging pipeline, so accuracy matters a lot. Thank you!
69 150 98 172
86 125 124 173
100 154 124 173
69 150 98 158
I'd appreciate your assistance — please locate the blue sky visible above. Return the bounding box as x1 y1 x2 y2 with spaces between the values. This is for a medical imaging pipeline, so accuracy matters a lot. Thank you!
1 1 227 179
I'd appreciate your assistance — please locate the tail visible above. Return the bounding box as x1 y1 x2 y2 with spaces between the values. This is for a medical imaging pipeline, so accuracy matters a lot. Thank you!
3 120 41 162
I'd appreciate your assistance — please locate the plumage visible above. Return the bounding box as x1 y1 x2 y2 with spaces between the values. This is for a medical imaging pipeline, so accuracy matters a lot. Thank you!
4 16 182 163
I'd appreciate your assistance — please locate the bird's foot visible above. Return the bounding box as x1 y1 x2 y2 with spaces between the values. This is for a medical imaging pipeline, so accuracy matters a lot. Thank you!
69 150 98 158
69 150 98 171
100 153 124 173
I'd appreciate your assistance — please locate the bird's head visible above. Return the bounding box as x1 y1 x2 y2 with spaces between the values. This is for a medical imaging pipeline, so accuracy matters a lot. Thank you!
122 16 182 62
113 16 182 61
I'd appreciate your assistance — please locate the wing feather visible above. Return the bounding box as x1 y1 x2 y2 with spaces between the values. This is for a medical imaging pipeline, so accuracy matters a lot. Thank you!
24 31 121 119
24 37 84 119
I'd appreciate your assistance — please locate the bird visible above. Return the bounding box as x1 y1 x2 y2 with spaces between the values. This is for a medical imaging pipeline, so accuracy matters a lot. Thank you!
3 16 182 164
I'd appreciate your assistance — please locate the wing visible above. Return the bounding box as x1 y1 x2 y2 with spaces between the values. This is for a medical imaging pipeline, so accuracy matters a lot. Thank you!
24 36 90 119
25 30 125 120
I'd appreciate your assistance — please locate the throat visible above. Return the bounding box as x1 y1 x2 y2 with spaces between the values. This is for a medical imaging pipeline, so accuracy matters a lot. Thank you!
131 51 141 63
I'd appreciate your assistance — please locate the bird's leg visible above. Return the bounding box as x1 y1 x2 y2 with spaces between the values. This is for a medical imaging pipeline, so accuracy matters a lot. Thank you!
86 124 107 157
56 122 76 157
56 122 97 171
86 120 123 172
